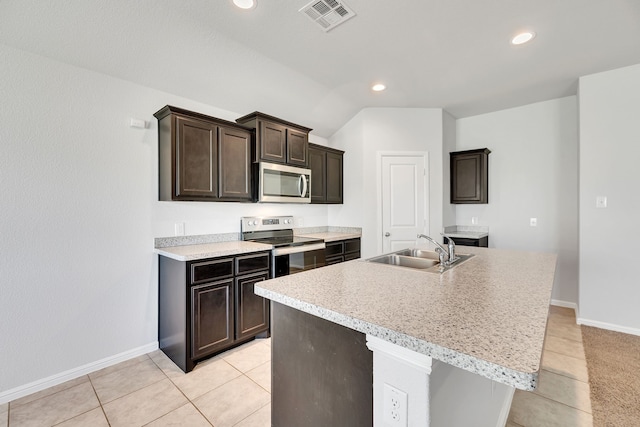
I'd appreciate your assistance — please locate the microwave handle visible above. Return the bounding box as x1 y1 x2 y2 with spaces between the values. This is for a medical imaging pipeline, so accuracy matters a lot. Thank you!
299 174 308 197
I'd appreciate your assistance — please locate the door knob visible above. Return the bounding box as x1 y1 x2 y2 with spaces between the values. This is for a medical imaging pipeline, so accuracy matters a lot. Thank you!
384 232 391 237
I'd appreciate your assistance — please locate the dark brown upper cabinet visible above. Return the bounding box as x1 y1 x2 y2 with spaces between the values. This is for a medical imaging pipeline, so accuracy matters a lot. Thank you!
236 112 311 167
155 105 252 202
308 143 344 204
450 148 491 204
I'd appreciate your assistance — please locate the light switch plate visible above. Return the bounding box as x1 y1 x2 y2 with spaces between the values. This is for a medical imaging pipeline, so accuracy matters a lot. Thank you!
530 218 537 227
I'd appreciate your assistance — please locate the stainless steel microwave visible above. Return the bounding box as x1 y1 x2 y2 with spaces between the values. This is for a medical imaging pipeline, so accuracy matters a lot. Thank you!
258 162 311 203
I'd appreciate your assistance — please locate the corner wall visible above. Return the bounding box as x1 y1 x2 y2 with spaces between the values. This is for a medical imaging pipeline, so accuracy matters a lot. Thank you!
578 63 640 333
455 97 579 305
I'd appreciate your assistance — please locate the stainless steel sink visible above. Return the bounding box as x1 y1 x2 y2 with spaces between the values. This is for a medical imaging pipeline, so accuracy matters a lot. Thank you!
367 254 440 269
366 248 474 273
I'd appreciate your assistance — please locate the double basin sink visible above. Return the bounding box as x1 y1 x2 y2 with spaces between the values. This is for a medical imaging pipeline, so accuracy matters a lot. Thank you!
366 248 474 273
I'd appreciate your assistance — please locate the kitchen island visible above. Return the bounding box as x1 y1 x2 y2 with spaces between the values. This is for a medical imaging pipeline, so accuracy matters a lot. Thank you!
255 246 556 426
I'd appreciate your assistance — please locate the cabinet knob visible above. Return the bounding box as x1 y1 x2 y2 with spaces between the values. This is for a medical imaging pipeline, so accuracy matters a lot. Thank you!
384 232 391 237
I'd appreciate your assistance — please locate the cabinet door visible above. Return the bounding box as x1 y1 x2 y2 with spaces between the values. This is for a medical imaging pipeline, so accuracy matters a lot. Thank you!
308 146 326 203
191 279 234 360
287 129 308 166
219 126 252 200
235 271 270 340
175 116 218 199
259 120 287 163
450 149 489 204
325 151 343 204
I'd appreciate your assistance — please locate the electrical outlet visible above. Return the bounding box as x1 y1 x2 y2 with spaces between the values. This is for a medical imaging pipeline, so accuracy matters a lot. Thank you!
471 217 478 225
383 383 408 426
596 196 607 208
174 222 185 236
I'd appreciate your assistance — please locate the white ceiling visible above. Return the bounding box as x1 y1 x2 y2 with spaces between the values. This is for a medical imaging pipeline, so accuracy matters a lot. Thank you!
1 0 639 136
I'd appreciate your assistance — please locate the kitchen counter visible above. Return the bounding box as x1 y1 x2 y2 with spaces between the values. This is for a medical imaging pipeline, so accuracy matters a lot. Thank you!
255 246 556 390
444 225 489 239
155 241 272 261
296 231 361 242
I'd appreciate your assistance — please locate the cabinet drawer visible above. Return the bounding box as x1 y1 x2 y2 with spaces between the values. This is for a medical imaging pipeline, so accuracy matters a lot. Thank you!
236 252 270 276
325 256 344 265
190 258 234 284
344 252 361 261
344 239 361 254
325 241 344 258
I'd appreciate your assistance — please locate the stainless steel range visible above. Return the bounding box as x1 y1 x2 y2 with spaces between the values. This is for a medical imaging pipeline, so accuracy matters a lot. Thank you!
241 216 326 278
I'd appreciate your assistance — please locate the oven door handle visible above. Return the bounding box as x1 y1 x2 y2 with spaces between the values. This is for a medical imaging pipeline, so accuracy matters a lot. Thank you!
272 242 326 256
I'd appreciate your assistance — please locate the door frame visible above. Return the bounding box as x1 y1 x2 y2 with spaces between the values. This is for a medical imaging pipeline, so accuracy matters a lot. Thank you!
376 151 430 255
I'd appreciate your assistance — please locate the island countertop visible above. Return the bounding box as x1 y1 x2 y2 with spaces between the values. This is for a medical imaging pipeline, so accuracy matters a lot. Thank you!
255 246 556 390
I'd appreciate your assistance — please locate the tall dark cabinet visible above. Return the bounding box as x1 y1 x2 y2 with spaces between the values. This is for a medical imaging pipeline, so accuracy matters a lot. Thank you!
236 111 311 167
450 148 491 204
308 143 344 204
155 105 253 202
159 251 271 373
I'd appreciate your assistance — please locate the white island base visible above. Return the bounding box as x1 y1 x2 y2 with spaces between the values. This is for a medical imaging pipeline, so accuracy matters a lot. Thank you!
367 335 515 427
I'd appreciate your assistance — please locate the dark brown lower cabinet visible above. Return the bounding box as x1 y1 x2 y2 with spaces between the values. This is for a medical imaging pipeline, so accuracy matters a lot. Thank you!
443 236 489 247
235 271 270 341
159 251 270 373
325 238 361 265
191 279 234 360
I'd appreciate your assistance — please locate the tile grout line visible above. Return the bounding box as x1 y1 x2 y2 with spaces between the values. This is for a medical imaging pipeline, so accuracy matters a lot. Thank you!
87 373 112 427
530 390 594 416
147 353 215 426
545 330 584 344
539 367 590 385
231 401 270 427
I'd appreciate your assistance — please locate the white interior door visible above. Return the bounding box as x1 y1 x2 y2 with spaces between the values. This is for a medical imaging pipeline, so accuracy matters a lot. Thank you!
381 153 428 253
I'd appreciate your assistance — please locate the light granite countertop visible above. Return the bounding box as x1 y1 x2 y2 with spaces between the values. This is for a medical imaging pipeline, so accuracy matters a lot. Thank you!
154 228 361 261
445 231 489 239
297 231 361 242
444 225 489 239
255 246 556 390
155 241 273 261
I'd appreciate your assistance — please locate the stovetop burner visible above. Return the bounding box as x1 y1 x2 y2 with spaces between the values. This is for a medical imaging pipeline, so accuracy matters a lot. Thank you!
240 216 324 247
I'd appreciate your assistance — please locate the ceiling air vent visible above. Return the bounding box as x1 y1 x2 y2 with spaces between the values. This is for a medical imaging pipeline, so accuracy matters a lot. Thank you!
299 0 356 32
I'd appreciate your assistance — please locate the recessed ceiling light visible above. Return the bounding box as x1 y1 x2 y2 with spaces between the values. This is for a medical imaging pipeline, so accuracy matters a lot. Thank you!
511 32 536 45
233 0 257 10
372 84 386 92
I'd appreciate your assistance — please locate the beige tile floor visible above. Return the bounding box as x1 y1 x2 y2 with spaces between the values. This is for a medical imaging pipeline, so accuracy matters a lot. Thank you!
4 306 592 427
4 338 272 427
507 305 593 426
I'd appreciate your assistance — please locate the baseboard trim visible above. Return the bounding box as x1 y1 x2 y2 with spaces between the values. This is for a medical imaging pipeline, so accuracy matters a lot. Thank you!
576 318 640 337
550 299 577 311
0 341 159 404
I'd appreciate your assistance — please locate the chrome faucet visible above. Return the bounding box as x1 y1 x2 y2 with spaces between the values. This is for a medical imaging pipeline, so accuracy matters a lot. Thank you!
417 234 450 265
441 233 458 264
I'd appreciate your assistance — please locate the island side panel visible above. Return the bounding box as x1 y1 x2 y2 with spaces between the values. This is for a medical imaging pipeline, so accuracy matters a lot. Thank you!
271 302 373 427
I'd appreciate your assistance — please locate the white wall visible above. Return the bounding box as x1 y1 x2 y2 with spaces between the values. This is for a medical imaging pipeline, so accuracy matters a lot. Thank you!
455 97 579 305
329 108 445 258
442 111 457 227
578 64 640 333
0 44 329 397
